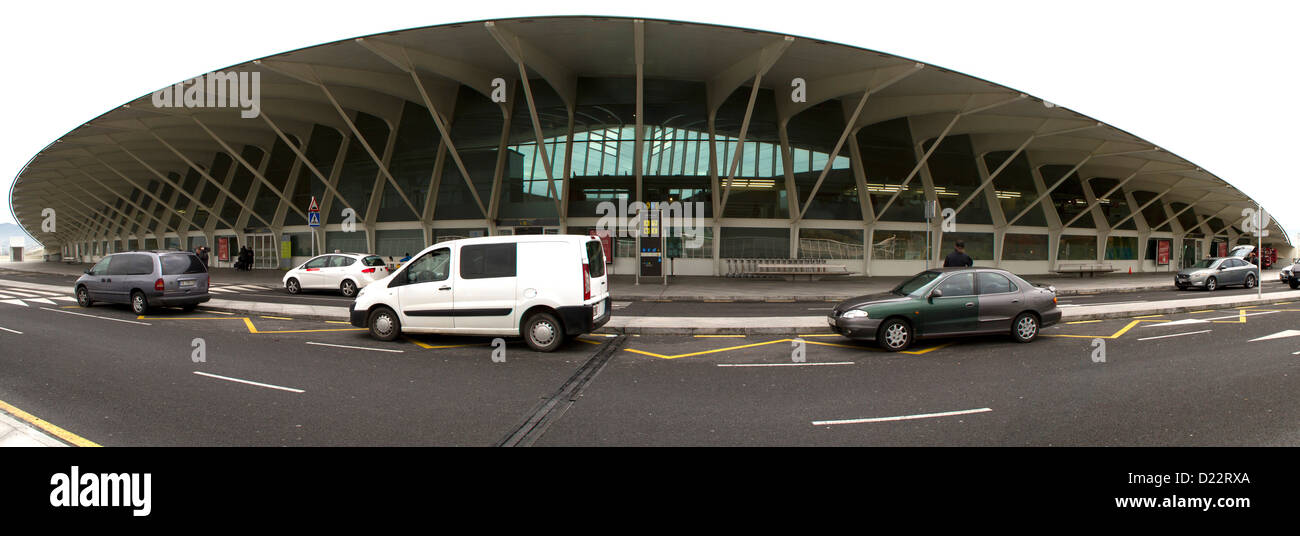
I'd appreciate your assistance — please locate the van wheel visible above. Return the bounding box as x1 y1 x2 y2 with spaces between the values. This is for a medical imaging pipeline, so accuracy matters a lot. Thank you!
1011 312 1039 343
522 312 564 352
76 286 93 307
368 307 401 341
131 291 149 315
340 280 357 297
1291 279 1299 290
286 278 301 294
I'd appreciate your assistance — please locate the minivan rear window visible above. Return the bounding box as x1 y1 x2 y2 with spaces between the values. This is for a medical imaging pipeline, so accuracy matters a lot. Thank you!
161 254 207 275
585 240 605 277
460 243 516 279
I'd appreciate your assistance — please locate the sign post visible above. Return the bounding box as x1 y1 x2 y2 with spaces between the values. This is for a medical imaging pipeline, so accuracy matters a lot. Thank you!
307 196 321 258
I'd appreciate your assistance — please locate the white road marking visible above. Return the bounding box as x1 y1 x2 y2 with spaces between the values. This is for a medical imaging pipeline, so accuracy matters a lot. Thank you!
192 371 304 393
612 301 632 309
24 298 55 305
50 296 76 302
0 299 28 307
1250 330 1300 342
1293 351 1300 355
207 288 234 293
717 361 854 367
305 341 404 353
1137 330 1212 341
806 307 833 311
1155 310 1279 327
197 309 235 315
0 291 38 298
39 307 151 325
0 293 13 299
0 327 21 334
814 407 992 426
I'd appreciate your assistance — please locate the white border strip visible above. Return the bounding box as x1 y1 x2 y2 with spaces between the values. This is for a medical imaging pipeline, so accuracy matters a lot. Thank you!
1137 330 1212 341
39 307 151 325
0 326 22 334
813 407 992 426
193 371 304 393
305 341 404 353
717 361 854 367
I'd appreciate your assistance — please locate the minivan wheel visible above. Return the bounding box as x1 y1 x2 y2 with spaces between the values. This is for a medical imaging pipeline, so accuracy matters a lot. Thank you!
522 312 564 352
1291 279 1299 290
131 291 149 315
368 307 401 341
341 279 357 297
1205 277 1217 291
1244 274 1256 288
76 286 92 307
286 278 301 295
877 318 912 352
1011 312 1039 343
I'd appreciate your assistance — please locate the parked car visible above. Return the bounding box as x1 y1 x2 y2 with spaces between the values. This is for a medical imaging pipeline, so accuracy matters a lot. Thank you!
1175 257 1258 291
1281 261 1298 289
827 267 1061 351
74 251 210 314
283 253 391 297
350 235 611 352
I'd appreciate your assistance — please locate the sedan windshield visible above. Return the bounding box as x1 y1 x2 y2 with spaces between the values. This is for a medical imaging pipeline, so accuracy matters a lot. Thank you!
892 271 942 296
1189 259 1217 269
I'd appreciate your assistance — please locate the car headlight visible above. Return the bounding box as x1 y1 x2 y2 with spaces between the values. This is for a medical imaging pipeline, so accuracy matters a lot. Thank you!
841 309 868 319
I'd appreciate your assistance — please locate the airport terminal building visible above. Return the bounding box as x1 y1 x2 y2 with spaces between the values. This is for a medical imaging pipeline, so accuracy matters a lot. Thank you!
9 16 1293 276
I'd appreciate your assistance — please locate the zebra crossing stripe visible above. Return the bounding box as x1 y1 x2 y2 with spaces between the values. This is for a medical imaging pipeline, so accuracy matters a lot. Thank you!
0 293 13 299
24 298 56 305
0 299 28 307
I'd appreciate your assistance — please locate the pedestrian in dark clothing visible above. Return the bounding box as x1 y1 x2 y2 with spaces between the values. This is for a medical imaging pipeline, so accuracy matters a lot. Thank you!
196 246 209 268
943 240 973 267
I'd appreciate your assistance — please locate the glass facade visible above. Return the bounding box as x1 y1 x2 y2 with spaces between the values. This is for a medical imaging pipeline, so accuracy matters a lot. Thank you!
720 227 789 258
1086 178 1137 231
1003 234 1049 261
1058 235 1097 261
984 152 1045 227
798 228 864 259
1105 236 1138 260
871 230 927 260
1044 165 1094 229
939 232 994 262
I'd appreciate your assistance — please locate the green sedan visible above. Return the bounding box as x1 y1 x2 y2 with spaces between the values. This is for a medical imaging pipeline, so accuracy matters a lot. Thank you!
827 267 1062 351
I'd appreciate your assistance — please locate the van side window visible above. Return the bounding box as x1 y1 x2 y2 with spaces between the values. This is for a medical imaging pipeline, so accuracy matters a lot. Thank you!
109 254 151 275
90 257 111 276
460 243 517 279
395 248 450 287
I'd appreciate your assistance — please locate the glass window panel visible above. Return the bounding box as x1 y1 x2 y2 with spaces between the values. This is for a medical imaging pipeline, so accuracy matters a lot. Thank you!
925 135 991 225
1086 177 1136 230
798 228 863 259
720 227 789 258
1002 233 1049 260
1105 236 1137 260
870 230 928 260
983 152 1046 227
1058 235 1097 260
939 232 994 262
858 119 925 222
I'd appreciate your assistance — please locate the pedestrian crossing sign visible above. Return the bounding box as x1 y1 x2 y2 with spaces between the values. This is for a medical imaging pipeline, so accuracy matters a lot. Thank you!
308 197 320 212
308 212 321 227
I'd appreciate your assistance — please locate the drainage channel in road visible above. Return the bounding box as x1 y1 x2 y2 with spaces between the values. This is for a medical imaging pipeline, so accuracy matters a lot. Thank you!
496 335 628 447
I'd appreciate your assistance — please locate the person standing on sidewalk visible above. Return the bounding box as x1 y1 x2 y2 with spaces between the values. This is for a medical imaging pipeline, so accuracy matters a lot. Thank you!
943 240 973 268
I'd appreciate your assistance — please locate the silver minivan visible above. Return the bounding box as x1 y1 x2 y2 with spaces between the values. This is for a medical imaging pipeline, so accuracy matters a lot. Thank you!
75 251 211 314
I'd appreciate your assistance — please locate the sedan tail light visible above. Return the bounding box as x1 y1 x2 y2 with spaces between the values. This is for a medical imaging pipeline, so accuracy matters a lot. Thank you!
361 268 376 273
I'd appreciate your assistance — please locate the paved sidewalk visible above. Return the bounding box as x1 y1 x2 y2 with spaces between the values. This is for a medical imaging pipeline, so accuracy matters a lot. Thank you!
0 406 69 447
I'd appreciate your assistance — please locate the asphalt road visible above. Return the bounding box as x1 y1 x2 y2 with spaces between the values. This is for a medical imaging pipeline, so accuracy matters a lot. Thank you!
2 291 1298 446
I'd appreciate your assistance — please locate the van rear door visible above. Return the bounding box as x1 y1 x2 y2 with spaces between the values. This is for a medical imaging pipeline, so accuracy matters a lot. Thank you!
584 237 609 300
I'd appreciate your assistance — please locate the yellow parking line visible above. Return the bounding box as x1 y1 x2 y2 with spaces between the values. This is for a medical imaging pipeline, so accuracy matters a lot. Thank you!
1043 319 1163 339
1134 314 1164 319
325 320 351 324
138 316 238 320
694 334 745 338
574 337 604 345
405 337 484 350
625 338 950 360
0 399 100 447
261 315 293 320
1066 320 1103 324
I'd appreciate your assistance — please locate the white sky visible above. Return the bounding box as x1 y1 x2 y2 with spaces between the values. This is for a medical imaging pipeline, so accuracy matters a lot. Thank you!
3 0 1296 244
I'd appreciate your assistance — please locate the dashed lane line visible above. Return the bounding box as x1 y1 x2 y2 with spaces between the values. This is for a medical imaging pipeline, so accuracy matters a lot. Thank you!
305 341 404 353
717 361 855 367
813 407 993 426
41 307 151 325
1137 330 1213 341
192 371 304 393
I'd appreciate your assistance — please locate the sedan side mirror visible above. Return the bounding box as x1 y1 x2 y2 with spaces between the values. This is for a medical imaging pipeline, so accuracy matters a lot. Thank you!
928 288 944 300
83 269 92 275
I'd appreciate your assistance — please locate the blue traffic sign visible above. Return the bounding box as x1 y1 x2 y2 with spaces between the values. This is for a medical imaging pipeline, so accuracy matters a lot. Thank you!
308 212 321 227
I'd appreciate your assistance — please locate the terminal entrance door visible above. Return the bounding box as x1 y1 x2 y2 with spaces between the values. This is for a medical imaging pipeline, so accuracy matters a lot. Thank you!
247 233 279 269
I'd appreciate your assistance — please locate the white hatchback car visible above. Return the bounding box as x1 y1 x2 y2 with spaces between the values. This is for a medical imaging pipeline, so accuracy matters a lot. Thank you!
349 235 611 351
284 253 392 297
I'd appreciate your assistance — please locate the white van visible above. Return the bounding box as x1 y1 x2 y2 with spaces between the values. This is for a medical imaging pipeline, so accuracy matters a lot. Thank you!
349 235 611 351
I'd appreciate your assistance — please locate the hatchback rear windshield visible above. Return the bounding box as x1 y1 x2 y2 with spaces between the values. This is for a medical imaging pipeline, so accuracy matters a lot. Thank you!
585 240 605 277
161 254 207 275
362 256 387 267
